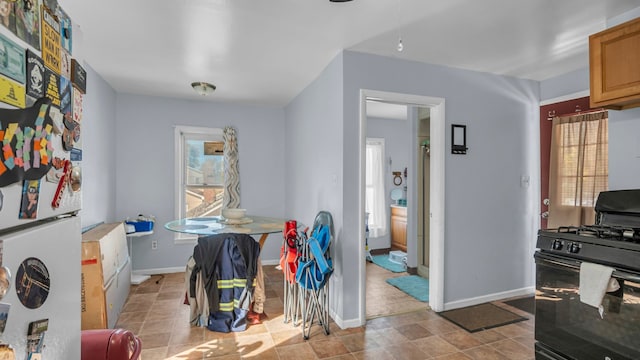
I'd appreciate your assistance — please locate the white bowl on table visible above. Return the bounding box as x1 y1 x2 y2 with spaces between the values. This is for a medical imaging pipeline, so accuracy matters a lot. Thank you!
222 208 246 220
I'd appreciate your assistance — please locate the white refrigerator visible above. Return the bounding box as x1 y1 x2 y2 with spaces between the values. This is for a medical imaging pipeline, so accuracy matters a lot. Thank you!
1 216 81 360
0 104 83 359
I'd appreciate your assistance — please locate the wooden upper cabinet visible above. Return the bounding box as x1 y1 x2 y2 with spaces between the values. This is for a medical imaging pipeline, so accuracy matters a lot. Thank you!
589 17 640 110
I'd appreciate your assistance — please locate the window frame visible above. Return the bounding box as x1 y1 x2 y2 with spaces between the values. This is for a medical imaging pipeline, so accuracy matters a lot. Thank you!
173 125 224 244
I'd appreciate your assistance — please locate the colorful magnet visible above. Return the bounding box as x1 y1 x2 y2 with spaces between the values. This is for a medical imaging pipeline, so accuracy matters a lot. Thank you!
0 302 9 335
15 258 50 309
19 179 40 219
0 342 15 359
69 165 80 192
0 266 9 300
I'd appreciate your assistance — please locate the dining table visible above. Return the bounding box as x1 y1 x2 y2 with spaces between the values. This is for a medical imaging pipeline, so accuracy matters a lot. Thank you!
164 215 285 248
164 214 285 323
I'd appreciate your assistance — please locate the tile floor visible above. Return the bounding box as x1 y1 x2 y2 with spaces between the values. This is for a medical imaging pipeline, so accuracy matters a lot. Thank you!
365 261 428 319
116 263 535 359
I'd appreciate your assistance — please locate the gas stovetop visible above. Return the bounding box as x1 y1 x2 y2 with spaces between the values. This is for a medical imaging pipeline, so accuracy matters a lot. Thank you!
537 190 640 272
556 225 640 244
537 227 640 272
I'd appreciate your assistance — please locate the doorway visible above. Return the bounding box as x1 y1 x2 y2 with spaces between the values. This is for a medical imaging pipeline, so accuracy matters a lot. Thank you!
358 90 446 326
364 103 430 319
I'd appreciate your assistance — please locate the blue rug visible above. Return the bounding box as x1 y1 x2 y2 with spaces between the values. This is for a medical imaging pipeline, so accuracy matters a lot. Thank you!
371 254 405 273
386 275 429 302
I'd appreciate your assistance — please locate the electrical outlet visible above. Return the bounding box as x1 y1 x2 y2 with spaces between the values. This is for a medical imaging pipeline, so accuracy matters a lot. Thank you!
151 240 158 250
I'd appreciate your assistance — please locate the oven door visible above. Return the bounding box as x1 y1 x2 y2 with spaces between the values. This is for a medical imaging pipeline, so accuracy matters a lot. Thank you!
534 251 640 360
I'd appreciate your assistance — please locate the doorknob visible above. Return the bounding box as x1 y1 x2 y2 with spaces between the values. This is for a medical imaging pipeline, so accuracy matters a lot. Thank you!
541 211 549 219
543 198 550 206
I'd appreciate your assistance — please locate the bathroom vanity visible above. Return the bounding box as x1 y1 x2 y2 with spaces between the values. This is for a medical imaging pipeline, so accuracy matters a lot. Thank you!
390 205 407 252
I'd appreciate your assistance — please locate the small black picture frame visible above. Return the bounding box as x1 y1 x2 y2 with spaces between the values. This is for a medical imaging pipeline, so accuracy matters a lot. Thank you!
451 124 467 155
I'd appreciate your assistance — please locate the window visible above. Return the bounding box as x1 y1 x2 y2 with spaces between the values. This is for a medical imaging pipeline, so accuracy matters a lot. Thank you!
174 126 224 242
365 138 387 237
548 111 608 227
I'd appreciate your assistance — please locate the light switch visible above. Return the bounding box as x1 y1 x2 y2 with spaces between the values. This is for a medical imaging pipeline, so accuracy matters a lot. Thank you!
330 174 338 186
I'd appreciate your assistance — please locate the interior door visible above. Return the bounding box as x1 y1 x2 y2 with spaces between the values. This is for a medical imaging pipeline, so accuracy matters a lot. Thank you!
539 96 592 229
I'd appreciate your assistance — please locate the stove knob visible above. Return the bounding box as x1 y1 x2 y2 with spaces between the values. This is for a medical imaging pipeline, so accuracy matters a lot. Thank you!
552 240 563 250
569 242 580 253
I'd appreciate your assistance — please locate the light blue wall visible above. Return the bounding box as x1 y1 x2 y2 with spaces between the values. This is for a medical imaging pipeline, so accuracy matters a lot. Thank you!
609 109 640 190
114 95 286 270
283 53 345 319
539 67 589 102
79 65 118 229
339 51 540 321
607 7 640 27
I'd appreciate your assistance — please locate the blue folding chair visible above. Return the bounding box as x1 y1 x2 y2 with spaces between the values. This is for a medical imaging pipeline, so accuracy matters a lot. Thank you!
295 211 334 339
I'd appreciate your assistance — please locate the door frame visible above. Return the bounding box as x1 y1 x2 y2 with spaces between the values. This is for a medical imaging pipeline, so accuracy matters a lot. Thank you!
358 89 446 325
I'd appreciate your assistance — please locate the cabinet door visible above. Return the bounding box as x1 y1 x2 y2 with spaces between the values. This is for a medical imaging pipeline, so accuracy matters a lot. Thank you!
390 207 407 252
590 17 640 109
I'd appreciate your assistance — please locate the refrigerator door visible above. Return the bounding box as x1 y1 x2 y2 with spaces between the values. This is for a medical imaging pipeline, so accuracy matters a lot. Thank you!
0 216 81 359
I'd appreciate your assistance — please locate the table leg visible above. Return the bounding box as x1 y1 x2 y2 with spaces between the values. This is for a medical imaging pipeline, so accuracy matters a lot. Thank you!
258 233 269 249
250 233 269 322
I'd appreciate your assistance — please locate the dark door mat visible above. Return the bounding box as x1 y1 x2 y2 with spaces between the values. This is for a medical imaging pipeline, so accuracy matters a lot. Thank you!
503 296 535 315
438 303 528 333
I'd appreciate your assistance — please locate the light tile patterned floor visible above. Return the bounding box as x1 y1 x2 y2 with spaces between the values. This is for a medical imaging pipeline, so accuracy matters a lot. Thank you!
115 264 535 359
365 261 428 319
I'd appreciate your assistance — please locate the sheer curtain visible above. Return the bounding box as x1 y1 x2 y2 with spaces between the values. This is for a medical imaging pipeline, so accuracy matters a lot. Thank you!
366 138 387 237
548 111 608 228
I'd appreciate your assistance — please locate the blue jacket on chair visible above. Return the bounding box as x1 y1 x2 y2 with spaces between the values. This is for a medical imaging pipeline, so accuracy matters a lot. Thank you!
191 233 260 332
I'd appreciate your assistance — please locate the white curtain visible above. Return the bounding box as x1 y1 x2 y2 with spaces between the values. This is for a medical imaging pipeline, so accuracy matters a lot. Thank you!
548 111 608 228
366 138 387 237
223 126 241 209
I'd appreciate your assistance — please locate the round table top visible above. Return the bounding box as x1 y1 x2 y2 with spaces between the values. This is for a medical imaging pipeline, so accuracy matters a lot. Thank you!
164 215 284 236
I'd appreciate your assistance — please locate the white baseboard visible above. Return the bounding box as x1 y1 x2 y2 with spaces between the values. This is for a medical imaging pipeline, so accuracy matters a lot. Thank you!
133 258 281 276
443 286 535 311
261 259 279 266
330 309 362 330
330 287 536 328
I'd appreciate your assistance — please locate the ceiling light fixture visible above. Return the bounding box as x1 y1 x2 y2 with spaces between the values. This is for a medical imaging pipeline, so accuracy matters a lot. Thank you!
191 82 216 96
329 0 353 2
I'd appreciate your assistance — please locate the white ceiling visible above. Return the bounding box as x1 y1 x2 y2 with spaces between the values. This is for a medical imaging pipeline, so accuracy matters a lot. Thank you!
58 0 639 107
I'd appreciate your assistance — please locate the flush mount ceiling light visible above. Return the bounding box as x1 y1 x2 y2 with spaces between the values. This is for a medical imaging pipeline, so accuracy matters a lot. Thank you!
329 0 353 2
191 82 216 96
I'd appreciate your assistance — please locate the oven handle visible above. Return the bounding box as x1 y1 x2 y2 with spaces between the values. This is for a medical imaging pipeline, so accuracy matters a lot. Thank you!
535 251 640 283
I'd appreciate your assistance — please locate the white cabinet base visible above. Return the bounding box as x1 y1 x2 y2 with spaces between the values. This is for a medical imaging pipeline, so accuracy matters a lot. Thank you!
131 273 150 285
127 230 154 285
